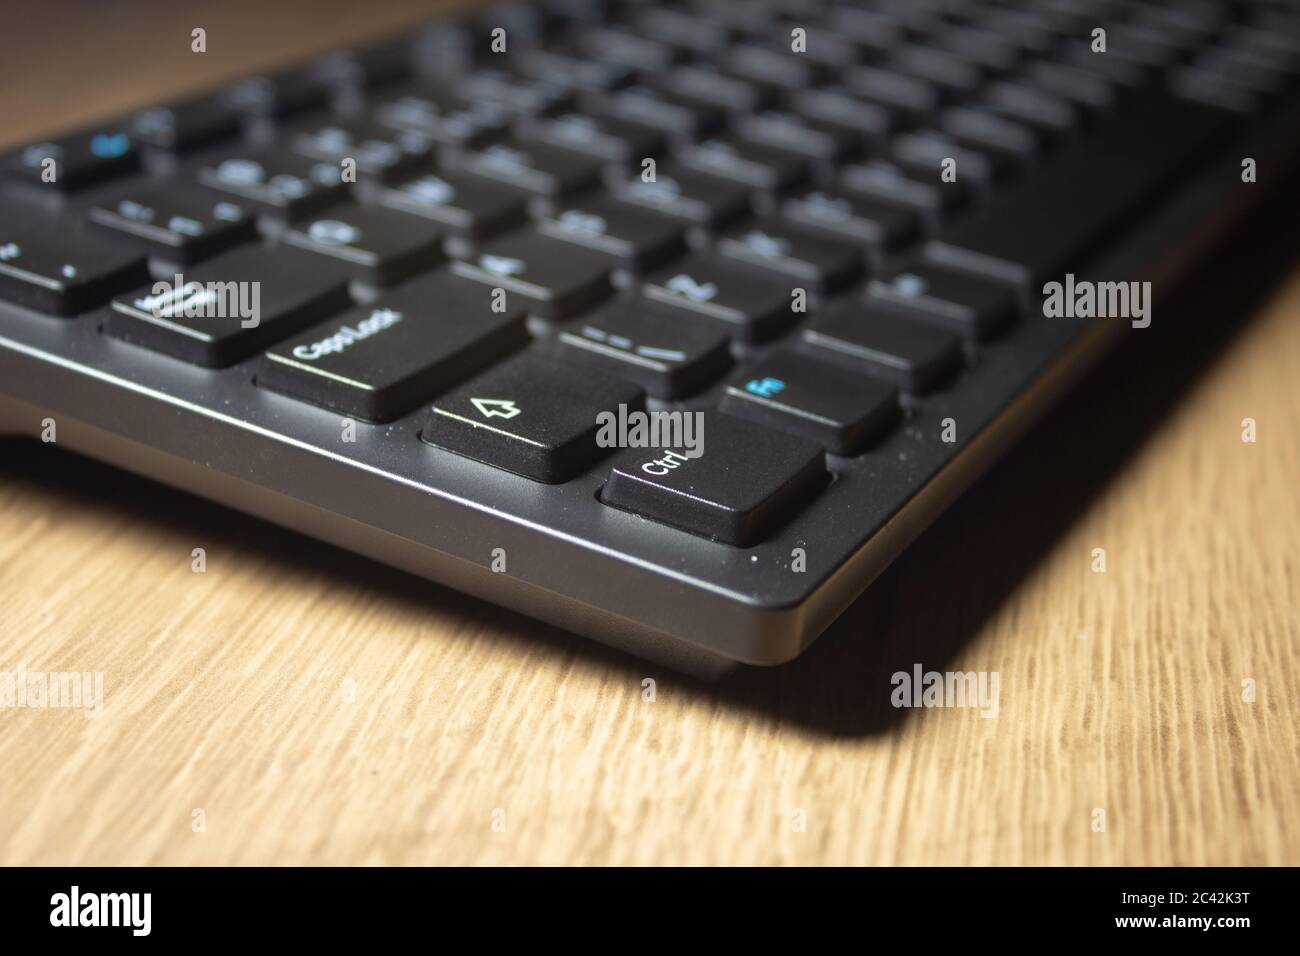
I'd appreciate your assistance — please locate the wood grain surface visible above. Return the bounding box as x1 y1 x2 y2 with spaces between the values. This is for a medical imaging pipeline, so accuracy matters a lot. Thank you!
1 1 1298 866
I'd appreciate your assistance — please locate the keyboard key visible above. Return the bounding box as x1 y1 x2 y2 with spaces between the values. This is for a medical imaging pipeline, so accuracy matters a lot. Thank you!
537 196 685 271
642 258 799 343
841 159 968 224
4 127 140 192
783 90 895 155
311 41 412 94
781 190 918 256
447 139 602 198
422 353 645 483
865 268 1018 342
938 107 1039 163
632 7 732 56
554 300 732 398
586 84 724 140
373 84 512 147
978 82 1077 136
453 68 576 116
1021 61 1116 114
653 65 773 114
717 220 862 293
925 89 1232 290
802 305 962 392
367 170 527 239
889 46 983 98
281 204 444 285
844 66 940 120
223 69 329 119
289 119 432 180
719 351 899 455
514 49 637 94
451 231 611 319
600 412 826 546
260 272 528 421
734 108 860 167
678 136 809 193
197 149 344 217
725 42 827 90
88 182 256 263
891 131 1005 186
517 112 665 166
574 26 684 72
607 165 750 228
105 246 351 367
129 94 241 152
0 221 149 316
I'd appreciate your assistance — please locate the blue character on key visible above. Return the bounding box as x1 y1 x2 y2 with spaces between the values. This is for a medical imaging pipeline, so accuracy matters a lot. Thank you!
90 133 130 159
745 377 786 398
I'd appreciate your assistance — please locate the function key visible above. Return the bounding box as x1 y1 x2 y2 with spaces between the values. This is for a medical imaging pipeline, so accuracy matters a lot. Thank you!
0 220 149 316
87 182 256 263
600 412 826 547
197 149 344 217
4 127 140 192
422 352 646 483
105 246 351 367
259 271 528 421
719 350 900 455
553 300 732 399
281 203 445 285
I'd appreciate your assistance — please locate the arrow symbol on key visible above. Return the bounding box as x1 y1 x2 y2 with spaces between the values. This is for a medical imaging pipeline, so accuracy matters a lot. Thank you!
470 398 522 419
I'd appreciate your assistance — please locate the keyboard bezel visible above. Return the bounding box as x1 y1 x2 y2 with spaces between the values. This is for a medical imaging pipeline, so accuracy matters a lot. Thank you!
3 48 1299 675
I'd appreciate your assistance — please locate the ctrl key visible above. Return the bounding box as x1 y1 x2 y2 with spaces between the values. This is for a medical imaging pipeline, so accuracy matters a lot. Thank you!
601 414 826 547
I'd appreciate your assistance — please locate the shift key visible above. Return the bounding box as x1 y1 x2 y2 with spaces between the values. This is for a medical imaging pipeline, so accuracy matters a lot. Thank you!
106 246 351 367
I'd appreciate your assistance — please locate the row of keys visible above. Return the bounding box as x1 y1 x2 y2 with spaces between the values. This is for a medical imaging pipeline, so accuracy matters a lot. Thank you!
420 351 829 546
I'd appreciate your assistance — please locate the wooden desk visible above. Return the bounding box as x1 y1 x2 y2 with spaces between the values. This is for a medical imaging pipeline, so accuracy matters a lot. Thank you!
2 1 1298 866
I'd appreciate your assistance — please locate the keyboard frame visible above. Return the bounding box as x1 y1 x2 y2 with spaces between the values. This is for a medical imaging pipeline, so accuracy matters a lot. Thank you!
3 66 1299 677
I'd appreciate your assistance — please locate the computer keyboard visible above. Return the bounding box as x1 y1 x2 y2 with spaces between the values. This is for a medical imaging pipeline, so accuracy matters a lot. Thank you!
2 0 1299 675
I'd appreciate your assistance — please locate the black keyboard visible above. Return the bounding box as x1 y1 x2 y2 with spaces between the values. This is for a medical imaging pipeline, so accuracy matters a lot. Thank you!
3 0 1299 675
